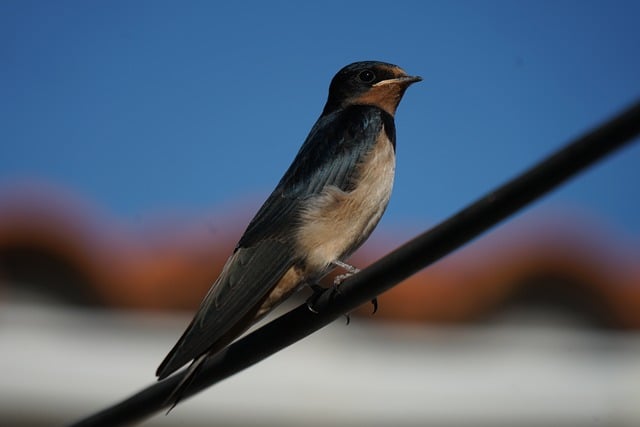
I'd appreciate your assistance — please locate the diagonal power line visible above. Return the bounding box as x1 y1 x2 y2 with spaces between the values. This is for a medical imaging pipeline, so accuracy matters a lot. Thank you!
70 100 640 427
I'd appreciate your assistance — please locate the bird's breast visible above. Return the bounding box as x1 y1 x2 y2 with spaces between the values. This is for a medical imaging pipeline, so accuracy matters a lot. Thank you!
295 129 396 273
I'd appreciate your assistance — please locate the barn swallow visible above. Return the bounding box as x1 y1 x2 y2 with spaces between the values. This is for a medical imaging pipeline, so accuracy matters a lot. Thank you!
157 61 421 407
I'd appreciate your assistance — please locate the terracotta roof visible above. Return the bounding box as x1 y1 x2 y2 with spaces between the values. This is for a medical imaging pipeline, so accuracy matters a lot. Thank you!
1 190 638 328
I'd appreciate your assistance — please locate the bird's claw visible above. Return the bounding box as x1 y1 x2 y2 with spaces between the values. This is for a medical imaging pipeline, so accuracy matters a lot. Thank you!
306 284 325 314
305 283 351 324
306 301 320 314
328 283 353 324
371 297 378 314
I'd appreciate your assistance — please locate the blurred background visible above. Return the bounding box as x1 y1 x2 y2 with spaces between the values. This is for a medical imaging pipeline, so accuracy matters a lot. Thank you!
1 1 640 426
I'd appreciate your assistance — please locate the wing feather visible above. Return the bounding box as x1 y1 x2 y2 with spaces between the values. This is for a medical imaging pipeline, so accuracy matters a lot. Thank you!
156 239 293 379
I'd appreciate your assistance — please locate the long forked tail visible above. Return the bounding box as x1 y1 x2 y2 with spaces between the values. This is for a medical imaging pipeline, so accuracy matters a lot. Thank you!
164 353 208 414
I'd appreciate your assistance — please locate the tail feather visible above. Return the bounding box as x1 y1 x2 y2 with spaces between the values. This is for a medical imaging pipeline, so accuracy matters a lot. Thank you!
165 353 208 414
157 241 295 381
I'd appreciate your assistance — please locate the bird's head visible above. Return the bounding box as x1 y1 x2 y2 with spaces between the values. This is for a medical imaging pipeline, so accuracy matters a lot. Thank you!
322 61 421 116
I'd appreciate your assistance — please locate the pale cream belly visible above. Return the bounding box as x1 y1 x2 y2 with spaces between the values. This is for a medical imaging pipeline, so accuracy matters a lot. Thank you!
295 134 396 272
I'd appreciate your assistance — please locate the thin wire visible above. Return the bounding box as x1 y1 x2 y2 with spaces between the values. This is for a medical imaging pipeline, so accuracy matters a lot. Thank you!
69 100 640 427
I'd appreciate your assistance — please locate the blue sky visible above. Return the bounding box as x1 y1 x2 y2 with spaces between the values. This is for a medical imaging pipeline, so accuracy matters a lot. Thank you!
2 1 640 238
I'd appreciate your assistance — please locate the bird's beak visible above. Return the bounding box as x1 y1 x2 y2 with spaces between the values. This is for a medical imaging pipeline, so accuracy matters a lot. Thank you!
373 75 423 87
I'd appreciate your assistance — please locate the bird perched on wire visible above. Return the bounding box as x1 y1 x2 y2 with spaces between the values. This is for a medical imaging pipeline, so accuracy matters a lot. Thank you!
157 60 421 408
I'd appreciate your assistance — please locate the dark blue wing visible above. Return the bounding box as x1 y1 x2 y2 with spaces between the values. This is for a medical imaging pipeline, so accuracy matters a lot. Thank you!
156 238 293 379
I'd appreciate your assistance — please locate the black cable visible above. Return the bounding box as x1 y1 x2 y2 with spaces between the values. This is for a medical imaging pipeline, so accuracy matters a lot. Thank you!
69 100 640 427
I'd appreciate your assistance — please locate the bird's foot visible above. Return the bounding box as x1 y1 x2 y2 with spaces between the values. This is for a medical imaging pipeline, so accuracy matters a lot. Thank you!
331 260 360 286
306 284 324 314
330 260 378 315
331 260 360 274
305 283 351 325
329 261 361 325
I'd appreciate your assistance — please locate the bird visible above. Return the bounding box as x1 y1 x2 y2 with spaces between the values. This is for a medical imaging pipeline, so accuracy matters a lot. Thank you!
157 60 421 408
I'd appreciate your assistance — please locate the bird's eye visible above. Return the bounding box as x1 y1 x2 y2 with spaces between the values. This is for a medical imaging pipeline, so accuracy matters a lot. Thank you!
358 70 376 83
